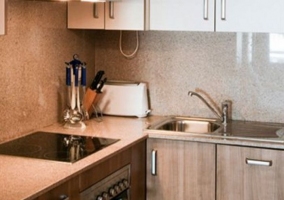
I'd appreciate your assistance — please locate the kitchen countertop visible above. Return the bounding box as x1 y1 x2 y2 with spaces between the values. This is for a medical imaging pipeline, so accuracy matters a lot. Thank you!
0 116 153 200
1 115 284 199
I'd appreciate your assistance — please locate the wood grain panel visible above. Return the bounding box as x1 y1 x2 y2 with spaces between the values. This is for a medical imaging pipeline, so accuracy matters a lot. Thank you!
147 138 215 200
217 145 284 200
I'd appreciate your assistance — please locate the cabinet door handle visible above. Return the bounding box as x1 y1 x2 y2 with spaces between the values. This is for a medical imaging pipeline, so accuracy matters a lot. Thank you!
93 3 98 18
221 0 226 20
151 150 157 175
203 0 208 20
246 158 272 167
109 2 115 19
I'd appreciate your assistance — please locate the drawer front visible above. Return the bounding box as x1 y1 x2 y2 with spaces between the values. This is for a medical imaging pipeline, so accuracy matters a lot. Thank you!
217 145 284 200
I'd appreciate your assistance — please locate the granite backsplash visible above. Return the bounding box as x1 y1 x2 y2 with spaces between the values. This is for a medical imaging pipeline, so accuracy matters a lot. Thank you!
94 31 284 124
1 0 284 142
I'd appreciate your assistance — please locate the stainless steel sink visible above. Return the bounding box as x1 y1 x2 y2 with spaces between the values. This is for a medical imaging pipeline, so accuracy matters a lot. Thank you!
148 116 221 134
148 117 284 143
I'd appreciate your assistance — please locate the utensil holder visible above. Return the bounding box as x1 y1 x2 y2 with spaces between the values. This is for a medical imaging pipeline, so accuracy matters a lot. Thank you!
63 55 86 129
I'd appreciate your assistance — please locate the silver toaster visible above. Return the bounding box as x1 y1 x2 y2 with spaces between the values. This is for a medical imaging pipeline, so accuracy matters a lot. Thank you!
97 81 150 118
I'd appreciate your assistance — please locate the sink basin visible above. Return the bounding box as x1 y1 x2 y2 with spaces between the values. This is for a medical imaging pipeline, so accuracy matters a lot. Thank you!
148 117 284 143
148 117 221 133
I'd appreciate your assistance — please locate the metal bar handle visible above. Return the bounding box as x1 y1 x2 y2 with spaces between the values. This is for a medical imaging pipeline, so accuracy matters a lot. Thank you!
203 0 208 20
109 2 115 19
246 158 272 167
221 0 226 20
93 3 98 18
151 150 157 175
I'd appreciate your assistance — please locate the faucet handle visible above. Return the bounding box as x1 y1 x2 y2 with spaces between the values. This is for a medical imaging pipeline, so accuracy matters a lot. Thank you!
221 100 231 124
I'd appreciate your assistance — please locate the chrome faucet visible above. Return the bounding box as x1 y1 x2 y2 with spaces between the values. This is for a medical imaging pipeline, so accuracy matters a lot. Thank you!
221 100 230 125
188 91 230 125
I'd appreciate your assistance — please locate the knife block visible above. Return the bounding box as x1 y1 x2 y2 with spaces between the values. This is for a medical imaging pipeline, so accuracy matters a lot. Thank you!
83 88 97 115
82 89 103 120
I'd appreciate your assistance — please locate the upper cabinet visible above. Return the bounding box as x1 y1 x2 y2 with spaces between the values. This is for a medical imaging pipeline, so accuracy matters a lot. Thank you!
68 2 105 29
147 0 284 33
67 0 144 30
147 0 215 31
0 0 5 35
215 0 284 33
68 0 284 33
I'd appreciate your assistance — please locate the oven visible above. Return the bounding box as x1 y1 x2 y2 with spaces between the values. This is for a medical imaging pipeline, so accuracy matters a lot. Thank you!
80 165 130 200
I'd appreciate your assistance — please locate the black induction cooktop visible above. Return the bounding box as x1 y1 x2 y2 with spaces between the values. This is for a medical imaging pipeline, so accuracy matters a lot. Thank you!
0 132 119 163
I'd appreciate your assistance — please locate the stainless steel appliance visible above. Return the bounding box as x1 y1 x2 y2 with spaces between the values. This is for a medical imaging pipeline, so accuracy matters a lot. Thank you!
80 165 131 200
0 132 119 163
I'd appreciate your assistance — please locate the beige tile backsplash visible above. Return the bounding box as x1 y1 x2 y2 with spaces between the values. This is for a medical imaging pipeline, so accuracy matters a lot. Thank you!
95 31 284 124
0 1 96 141
1 1 284 141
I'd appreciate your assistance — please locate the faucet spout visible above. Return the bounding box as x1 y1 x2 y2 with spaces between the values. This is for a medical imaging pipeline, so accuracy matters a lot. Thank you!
188 91 222 120
188 91 230 125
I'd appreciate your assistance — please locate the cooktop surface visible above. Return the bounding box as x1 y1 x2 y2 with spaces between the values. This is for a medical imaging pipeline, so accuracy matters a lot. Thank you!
0 132 119 163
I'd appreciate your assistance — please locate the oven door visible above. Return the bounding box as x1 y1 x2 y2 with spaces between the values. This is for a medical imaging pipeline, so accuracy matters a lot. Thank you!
80 165 130 200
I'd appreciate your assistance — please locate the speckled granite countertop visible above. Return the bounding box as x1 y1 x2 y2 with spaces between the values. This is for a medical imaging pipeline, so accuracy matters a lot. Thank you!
1 116 284 200
0 116 153 200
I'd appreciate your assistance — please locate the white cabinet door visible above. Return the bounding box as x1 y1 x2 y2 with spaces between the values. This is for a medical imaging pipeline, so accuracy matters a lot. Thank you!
149 0 215 31
215 0 284 33
68 0 144 30
0 0 5 35
105 0 144 30
68 2 104 29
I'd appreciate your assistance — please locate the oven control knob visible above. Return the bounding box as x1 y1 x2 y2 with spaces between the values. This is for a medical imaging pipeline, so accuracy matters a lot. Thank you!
119 181 125 190
102 192 110 200
122 179 129 188
96 195 103 200
114 184 121 193
109 187 117 196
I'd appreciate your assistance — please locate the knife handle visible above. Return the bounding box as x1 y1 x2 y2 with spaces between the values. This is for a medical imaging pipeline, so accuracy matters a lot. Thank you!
74 66 79 87
81 65 86 86
90 70 105 90
66 66 71 86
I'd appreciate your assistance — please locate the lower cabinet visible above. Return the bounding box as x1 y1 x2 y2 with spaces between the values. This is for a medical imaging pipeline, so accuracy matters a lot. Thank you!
217 145 284 200
35 139 146 200
147 138 215 200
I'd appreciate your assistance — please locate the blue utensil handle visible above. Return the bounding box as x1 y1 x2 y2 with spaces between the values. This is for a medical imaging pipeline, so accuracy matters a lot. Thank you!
66 66 71 86
74 66 79 87
81 66 86 86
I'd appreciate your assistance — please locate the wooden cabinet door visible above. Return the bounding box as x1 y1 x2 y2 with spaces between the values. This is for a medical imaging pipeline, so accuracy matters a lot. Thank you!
105 0 144 30
217 145 284 200
68 2 105 29
147 138 215 200
68 0 144 30
148 0 215 31
215 0 284 33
